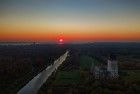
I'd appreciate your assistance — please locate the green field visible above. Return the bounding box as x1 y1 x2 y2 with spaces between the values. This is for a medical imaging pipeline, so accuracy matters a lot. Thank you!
80 55 100 70
123 70 140 82
53 70 81 86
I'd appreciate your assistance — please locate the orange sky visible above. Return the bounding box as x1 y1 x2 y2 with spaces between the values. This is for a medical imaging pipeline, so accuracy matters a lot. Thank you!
0 19 140 42
0 0 140 42
0 16 140 42
0 27 140 42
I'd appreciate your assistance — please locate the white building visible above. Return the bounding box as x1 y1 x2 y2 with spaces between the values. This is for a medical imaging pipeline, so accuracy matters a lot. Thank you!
91 54 119 79
107 55 118 78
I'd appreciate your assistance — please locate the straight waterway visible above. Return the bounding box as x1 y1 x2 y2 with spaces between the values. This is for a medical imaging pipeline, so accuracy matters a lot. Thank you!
17 51 69 94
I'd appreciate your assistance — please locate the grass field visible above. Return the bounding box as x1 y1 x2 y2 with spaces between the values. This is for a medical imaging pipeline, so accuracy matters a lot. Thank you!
53 70 81 86
80 55 100 70
123 70 140 82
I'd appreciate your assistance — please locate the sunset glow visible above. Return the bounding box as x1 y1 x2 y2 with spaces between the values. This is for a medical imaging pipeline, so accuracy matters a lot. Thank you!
59 39 63 42
0 0 140 43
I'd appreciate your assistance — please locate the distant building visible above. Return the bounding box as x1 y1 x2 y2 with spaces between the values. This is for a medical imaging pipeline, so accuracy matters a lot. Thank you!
91 54 119 79
107 54 118 78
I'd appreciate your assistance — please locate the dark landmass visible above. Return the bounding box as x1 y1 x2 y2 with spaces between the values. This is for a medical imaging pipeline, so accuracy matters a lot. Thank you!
0 42 140 94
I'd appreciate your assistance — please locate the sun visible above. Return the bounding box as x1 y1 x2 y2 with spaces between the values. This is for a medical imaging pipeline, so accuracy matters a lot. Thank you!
58 38 64 44
59 38 63 42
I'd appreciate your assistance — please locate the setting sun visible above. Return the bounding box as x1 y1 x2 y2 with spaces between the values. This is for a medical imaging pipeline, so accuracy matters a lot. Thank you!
58 38 64 44
59 39 63 42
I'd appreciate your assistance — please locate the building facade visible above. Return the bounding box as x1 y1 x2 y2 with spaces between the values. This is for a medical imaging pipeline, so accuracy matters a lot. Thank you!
107 59 118 78
91 54 119 79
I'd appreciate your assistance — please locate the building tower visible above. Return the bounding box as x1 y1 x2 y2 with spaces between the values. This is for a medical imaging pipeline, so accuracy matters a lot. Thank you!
107 54 118 78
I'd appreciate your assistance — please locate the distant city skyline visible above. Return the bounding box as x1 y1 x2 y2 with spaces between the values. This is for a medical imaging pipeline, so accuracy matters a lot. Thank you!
0 0 140 42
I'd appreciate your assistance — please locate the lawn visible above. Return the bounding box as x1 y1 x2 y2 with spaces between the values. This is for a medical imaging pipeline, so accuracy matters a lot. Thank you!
80 55 100 70
123 70 140 82
53 70 81 86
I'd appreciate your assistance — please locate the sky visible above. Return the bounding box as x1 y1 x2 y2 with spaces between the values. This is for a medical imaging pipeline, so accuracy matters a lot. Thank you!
0 0 140 43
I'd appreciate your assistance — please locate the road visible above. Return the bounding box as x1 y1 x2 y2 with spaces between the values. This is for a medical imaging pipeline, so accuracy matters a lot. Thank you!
17 51 69 94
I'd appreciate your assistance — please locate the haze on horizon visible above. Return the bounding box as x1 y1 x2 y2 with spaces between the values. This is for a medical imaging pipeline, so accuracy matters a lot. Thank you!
0 0 140 43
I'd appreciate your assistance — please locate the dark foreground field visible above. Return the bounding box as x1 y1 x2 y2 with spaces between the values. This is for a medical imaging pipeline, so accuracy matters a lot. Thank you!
0 42 140 94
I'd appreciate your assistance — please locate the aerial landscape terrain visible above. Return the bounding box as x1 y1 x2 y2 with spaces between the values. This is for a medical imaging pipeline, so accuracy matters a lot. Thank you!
0 42 140 94
0 0 140 94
